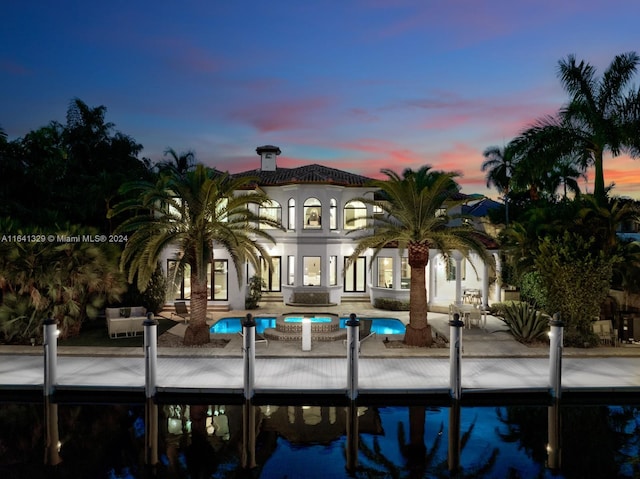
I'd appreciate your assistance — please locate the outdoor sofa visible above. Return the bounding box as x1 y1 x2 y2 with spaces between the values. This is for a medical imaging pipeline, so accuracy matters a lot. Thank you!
105 306 147 338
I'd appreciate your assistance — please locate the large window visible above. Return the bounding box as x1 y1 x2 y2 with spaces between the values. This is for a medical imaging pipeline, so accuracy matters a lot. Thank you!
212 260 228 300
304 198 322 229
377 257 393 288
344 200 367 229
260 256 281 292
288 198 295 230
167 260 190 300
167 260 228 300
303 256 321 286
401 257 410 289
287 256 295 285
259 200 281 229
344 257 366 292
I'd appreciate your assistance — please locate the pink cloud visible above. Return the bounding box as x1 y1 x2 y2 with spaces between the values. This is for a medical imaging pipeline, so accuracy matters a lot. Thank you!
228 97 332 133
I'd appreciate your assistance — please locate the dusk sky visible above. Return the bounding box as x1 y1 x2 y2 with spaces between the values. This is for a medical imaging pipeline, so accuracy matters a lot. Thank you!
2 0 640 199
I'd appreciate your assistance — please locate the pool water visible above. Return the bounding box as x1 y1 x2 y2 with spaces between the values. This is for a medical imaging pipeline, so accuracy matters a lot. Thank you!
210 317 406 335
283 316 333 323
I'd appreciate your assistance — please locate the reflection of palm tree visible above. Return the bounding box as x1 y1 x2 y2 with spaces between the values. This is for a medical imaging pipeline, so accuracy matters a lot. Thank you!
355 406 498 478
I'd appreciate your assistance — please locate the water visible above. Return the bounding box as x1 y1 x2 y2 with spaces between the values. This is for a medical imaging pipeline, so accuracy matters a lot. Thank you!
2 401 638 478
283 316 333 323
210 317 406 335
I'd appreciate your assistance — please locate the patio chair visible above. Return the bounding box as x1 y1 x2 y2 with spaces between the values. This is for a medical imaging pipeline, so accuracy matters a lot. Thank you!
466 308 483 329
171 301 190 324
592 319 617 346
237 330 269 347
358 318 376 343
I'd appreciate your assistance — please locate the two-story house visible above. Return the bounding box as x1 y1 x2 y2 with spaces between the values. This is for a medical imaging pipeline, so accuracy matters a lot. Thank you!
163 145 501 311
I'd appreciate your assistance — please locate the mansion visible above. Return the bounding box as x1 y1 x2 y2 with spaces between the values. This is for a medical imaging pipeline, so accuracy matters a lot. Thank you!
162 145 502 312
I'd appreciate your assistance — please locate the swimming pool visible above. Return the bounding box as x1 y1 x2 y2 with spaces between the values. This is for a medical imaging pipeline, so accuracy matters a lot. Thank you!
209 317 406 335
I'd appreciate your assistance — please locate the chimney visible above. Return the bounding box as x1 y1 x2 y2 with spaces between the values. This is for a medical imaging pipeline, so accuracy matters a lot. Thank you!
256 145 281 172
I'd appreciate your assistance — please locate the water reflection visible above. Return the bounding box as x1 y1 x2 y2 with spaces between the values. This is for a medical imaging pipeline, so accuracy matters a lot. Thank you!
0 400 639 477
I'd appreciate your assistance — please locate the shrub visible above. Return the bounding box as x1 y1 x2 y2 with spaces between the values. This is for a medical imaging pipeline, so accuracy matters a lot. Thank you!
121 262 167 314
373 297 410 311
519 271 548 311
245 276 265 310
499 301 550 344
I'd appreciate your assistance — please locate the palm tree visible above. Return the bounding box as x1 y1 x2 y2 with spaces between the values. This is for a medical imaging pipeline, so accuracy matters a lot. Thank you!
546 156 586 200
157 147 196 175
481 144 516 225
348 167 491 347
516 52 640 203
112 164 280 345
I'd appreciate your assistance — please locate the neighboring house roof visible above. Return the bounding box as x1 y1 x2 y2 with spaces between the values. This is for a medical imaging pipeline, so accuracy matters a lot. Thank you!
233 164 373 187
463 198 502 217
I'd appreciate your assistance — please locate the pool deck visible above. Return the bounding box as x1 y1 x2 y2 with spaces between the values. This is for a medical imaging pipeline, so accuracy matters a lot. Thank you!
1 306 640 403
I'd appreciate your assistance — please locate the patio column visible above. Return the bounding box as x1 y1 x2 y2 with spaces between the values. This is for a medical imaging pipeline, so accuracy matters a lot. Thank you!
346 313 359 400
449 313 464 400
43 317 58 397
243 314 257 400
549 314 564 399
453 251 463 305
493 252 502 303
482 258 490 308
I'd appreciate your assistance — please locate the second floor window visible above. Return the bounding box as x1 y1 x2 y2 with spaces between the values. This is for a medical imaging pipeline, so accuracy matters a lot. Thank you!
344 200 367 229
304 197 322 229
259 200 281 229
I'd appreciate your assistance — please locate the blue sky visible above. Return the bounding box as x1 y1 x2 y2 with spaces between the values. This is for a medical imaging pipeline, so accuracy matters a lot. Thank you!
2 0 640 198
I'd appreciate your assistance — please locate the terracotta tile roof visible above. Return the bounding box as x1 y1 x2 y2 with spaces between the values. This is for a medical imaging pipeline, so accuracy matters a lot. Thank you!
232 164 373 187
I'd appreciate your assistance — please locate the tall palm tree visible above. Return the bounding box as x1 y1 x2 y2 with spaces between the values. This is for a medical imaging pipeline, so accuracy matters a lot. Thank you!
348 167 491 347
481 144 516 225
112 164 280 345
516 52 640 203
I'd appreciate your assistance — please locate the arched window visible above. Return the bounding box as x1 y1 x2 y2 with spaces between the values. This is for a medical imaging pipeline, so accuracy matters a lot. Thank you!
303 197 322 229
329 198 337 230
288 198 295 230
259 199 281 229
344 200 367 229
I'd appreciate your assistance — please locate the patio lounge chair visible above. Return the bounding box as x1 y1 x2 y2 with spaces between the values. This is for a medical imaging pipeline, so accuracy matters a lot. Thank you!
171 301 190 324
237 330 269 347
358 318 376 343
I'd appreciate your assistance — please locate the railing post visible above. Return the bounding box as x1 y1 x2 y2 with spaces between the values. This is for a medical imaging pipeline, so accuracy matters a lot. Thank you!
243 314 256 400
43 317 58 397
346 313 359 401
549 313 564 399
449 313 464 400
144 312 158 399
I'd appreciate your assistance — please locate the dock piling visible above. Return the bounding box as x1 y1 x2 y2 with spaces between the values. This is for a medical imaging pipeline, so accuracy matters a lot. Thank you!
43 317 58 397
346 313 359 400
449 313 464 400
243 314 256 400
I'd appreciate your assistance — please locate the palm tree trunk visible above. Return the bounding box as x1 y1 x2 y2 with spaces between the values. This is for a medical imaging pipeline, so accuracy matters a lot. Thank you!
183 273 210 346
404 242 433 347
593 148 605 203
